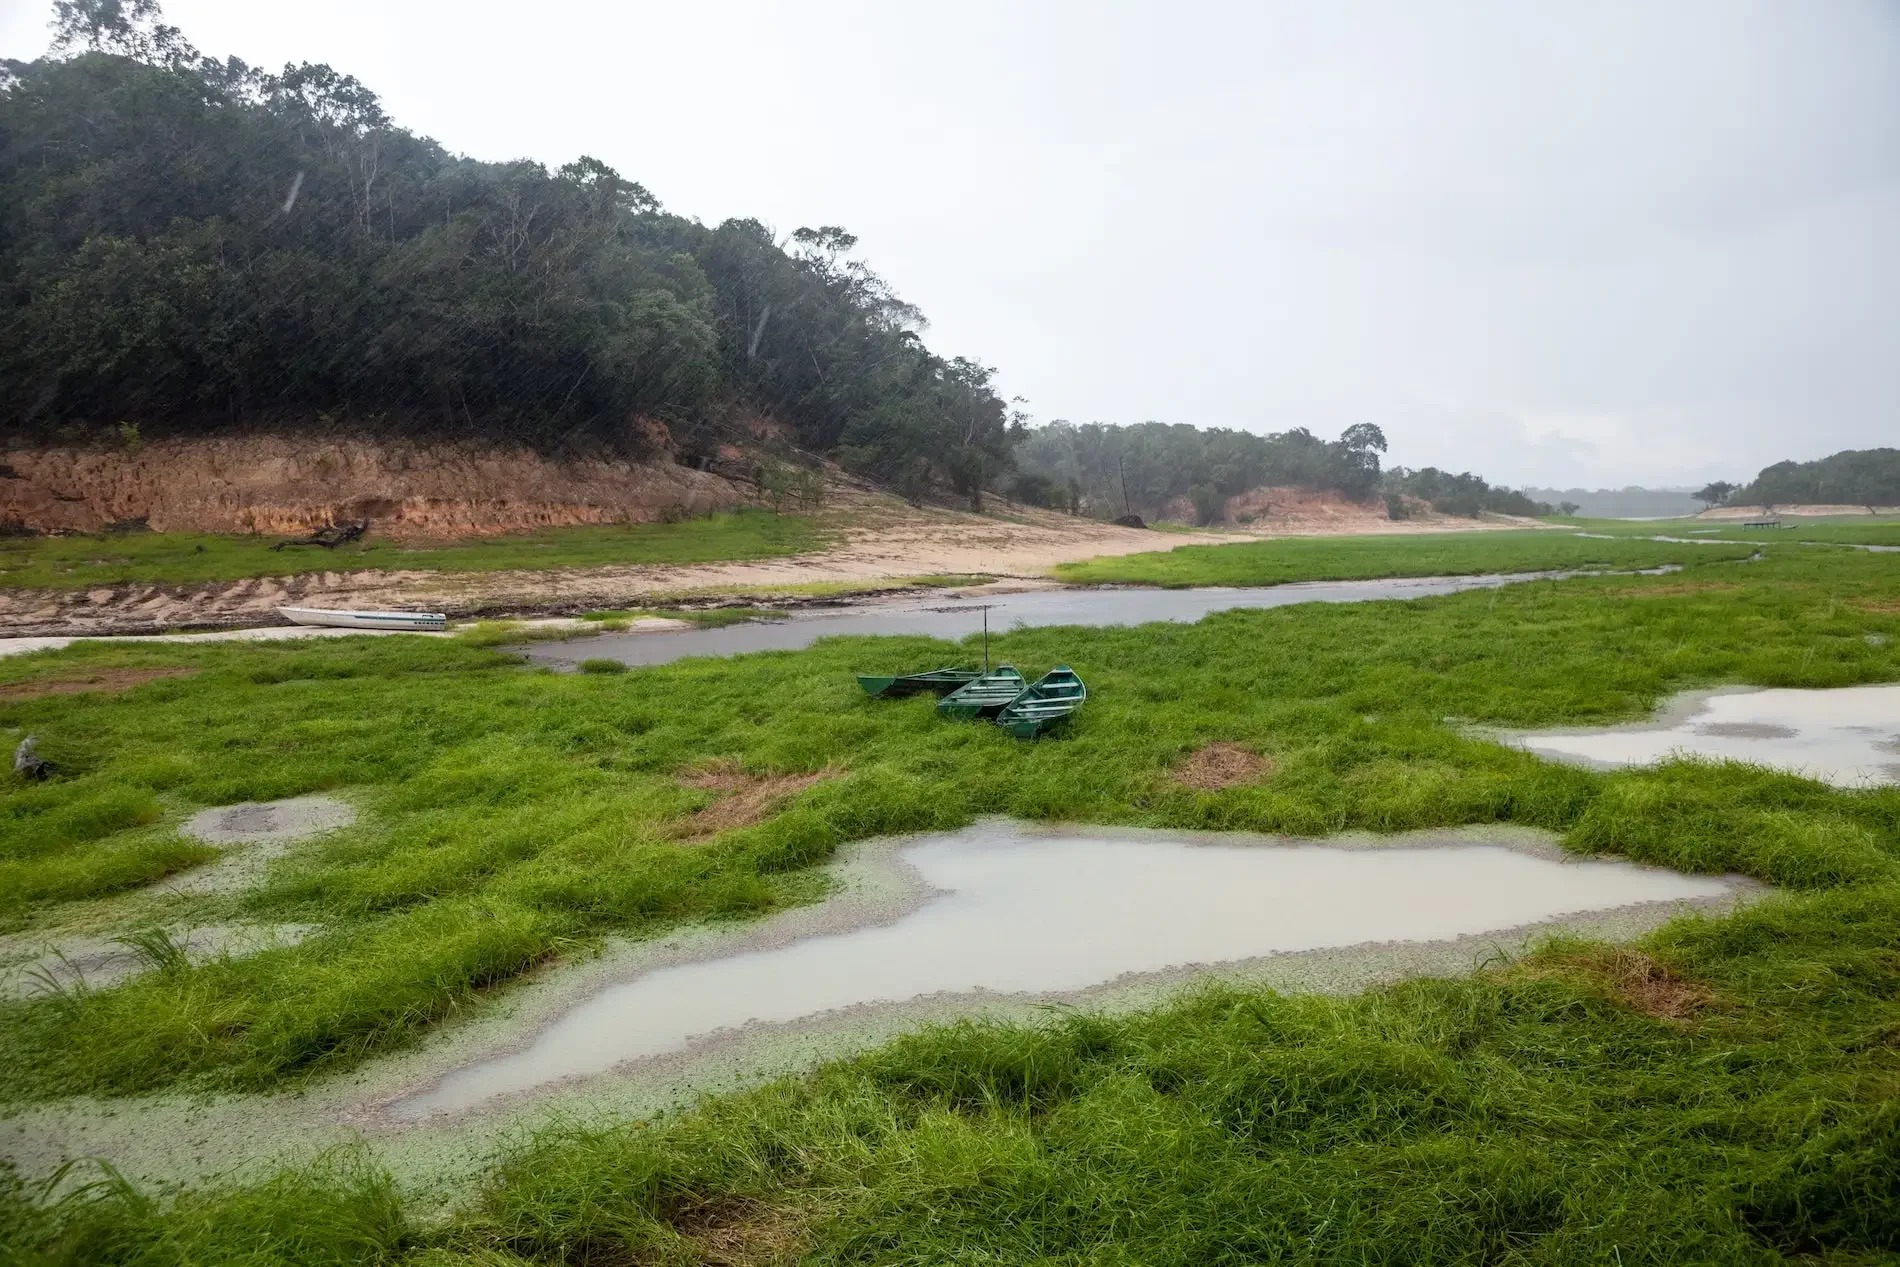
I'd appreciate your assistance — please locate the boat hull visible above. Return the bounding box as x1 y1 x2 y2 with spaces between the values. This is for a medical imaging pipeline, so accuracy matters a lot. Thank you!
994 666 1086 739
277 606 447 632
858 667 981 698
937 665 1027 720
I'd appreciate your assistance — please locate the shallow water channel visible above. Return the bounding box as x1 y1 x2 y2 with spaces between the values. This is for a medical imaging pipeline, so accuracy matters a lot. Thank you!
527 574 1562 668
395 821 1738 1118
1512 684 1900 787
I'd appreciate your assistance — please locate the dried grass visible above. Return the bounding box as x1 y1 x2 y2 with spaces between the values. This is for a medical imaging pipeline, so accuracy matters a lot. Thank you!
0 667 196 701
670 759 840 842
1173 742 1273 790
1543 948 1714 1023
672 1196 809 1266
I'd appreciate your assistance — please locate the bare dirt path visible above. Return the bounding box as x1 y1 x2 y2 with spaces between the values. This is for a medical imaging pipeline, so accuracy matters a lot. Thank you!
0 490 1540 638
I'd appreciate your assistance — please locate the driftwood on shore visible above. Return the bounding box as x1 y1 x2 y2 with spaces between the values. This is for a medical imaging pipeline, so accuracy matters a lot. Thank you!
270 521 367 552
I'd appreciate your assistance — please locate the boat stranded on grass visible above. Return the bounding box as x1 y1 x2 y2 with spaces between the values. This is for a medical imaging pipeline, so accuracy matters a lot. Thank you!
854 667 982 697
937 664 1029 721
860 663 1089 738
995 665 1088 739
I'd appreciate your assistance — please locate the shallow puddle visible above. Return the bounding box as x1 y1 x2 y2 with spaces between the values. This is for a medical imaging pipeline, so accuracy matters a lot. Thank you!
395 821 1737 1118
527 574 1562 668
1512 684 1900 787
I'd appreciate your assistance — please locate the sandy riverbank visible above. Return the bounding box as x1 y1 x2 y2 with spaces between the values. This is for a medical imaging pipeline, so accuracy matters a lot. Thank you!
0 491 1544 638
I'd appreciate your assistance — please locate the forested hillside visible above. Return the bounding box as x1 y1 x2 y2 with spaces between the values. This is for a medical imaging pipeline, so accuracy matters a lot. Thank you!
1012 421 1550 523
1381 467 1551 519
1012 421 1391 520
1734 448 1900 510
0 1 1017 503
4 2 1567 527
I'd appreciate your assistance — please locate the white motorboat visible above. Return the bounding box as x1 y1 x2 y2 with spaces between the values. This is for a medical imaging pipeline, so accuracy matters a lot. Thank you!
276 607 447 632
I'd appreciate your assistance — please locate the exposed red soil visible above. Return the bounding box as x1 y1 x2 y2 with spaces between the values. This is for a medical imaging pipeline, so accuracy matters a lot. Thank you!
0 666 197 700
1 434 750 537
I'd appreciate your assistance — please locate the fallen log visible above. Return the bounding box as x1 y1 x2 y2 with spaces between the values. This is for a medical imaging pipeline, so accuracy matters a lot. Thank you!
270 521 368 551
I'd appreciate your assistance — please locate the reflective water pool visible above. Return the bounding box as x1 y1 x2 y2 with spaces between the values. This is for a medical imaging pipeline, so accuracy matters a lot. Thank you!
394 820 1739 1117
1512 684 1900 787
526 574 1564 668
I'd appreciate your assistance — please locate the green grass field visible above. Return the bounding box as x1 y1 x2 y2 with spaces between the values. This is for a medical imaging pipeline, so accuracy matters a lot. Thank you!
1554 514 1900 548
0 509 830 590
1052 530 1759 587
3 537 1899 1262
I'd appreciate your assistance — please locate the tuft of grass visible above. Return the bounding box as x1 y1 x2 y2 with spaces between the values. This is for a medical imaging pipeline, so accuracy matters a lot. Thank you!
0 509 830 590
577 658 628 675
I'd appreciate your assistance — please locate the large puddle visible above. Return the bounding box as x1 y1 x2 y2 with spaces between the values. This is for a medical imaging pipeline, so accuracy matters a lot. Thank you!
1512 684 1900 787
394 821 1739 1118
526 574 1566 668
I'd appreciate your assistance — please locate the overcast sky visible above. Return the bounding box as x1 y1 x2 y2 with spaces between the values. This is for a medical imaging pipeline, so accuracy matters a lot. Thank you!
5 1 1896 487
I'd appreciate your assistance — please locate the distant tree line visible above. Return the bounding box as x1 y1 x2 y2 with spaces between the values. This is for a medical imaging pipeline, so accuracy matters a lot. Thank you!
1728 449 1900 512
1011 421 1390 523
0 1 1019 504
1380 468 1552 520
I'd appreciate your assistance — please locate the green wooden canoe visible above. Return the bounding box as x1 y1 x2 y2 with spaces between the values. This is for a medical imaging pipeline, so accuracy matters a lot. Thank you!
994 665 1087 738
857 666 983 698
937 664 1028 720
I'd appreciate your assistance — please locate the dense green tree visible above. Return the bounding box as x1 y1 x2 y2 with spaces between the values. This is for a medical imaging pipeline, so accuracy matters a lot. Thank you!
0 1 1012 501
1737 450 1900 512
1013 421 1393 521
1694 481 1737 509
1382 467 1552 519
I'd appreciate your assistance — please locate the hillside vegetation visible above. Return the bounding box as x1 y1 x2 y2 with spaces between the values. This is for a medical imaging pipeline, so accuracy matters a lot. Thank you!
1734 448 1900 511
0 3 1016 504
5 3 1564 531
1012 421 1550 524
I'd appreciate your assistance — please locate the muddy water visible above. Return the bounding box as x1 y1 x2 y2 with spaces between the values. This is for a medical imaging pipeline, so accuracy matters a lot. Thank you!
395 821 1735 1118
526 574 1560 668
1513 684 1900 787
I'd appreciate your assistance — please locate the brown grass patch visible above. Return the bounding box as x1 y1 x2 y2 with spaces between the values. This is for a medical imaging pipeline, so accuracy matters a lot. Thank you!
670 759 840 842
1539 948 1714 1023
0 666 197 701
671 1196 808 1266
1602 581 1742 599
1174 742 1273 791
1858 597 1900 615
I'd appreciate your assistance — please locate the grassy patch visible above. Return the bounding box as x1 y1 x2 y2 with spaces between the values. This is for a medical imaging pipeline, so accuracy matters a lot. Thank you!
0 546 1894 1101
1053 531 1758 587
0 509 830 590
3 544 1900 1261
1560 514 1900 547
